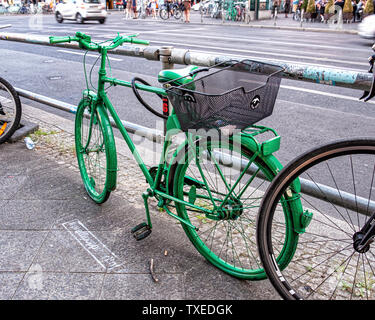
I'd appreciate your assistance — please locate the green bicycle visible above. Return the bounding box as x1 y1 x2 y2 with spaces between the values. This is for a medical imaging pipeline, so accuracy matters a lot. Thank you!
49 31 288 280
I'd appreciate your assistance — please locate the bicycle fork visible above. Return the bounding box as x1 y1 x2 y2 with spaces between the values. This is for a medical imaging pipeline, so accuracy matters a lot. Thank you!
353 212 375 253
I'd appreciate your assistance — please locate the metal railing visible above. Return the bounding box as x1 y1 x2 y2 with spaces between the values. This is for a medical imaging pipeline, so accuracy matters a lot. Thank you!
1 32 374 215
1 32 371 91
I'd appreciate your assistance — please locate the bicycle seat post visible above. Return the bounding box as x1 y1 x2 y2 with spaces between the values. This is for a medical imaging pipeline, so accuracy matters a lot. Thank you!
159 46 174 134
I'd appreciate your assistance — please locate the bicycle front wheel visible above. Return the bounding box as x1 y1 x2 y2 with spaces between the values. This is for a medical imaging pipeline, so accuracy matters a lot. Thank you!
75 97 117 204
257 139 375 300
0 77 21 144
170 136 281 279
173 8 182 19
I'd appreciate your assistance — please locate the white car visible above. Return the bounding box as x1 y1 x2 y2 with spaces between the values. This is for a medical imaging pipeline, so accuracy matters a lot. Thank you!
358 15 375 39
55 0 107 24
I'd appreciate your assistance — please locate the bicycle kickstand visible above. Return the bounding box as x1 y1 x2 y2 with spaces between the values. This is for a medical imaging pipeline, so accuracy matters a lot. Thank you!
131 190 153 241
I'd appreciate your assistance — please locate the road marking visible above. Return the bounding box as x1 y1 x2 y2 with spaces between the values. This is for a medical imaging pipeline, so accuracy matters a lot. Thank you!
280 84 375 104
149 42 365 72
278 98 375 120
62 219 124 270
57 49 123 61
157 31 368 53
149 39 368 67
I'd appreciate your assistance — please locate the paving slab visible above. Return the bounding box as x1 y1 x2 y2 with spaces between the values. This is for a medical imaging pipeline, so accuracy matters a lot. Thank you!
0 102 280 305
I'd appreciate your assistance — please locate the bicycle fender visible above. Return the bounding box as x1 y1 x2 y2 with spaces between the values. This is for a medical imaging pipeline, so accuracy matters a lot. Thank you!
77 93 118 192
233 134 284 174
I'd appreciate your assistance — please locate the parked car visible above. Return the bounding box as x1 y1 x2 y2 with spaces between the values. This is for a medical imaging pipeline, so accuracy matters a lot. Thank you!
55 0 107 24
358 15 375 39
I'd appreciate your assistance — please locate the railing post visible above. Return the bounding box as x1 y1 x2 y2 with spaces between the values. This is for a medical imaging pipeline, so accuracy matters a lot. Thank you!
222 0 225 23
159 46 174 135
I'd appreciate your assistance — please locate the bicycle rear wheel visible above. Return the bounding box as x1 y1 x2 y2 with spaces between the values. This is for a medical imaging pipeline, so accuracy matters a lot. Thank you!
159 8 169 19
170 136 283 279
75 96 117 204
0 77 21 144
257 139 375 300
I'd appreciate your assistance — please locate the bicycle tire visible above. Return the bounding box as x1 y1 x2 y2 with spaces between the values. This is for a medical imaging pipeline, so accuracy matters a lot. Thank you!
75 96 117 204
0 77 22 144
159 8 169 19
169 136 284 279
257 138 375 300
173 8 182 19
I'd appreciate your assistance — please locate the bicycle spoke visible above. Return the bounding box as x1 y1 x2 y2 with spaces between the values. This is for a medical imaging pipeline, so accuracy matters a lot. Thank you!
260 144 375 299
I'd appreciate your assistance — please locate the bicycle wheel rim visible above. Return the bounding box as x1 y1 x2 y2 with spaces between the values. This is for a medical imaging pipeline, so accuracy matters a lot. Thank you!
0 78 21 144
75 98 116 204
258 139 375 300
172 137 283 279
174 9 181 19
160 9 168 19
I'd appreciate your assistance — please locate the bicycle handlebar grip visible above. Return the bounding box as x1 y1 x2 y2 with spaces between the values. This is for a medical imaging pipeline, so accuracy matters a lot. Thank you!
49 36 71 44
130 38 150 45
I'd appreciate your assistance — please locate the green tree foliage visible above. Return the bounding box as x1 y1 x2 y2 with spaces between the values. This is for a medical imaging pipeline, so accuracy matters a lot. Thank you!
364 0 374 14
324 0 334 13
343 0 353 12
301 0 308 10
306 0 316 12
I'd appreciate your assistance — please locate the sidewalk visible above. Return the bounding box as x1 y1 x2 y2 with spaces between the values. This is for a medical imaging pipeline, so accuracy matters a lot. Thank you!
240 14 359 33
116 9 360 34
0 101 279 301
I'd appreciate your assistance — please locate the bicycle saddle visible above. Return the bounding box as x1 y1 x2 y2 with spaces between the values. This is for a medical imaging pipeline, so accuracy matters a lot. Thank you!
158 65 199 86
359 45 375 102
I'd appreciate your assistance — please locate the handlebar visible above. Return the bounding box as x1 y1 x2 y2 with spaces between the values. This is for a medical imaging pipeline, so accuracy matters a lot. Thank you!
49 32 149 51
49 36 75 44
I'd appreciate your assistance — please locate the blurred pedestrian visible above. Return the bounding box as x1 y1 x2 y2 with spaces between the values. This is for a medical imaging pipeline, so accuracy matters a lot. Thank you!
316 1 325 20
151 0 157 18
132 0 138 18
183 0 191 21
292 0 299 13
352 0 357 21
125 0 132 18
356 0 364 20
271 0 280 17
334 0 344 8
284 0 291 16
123 0 128 17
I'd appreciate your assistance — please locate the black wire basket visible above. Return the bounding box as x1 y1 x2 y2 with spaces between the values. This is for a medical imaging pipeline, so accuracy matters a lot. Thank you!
166 59 284 133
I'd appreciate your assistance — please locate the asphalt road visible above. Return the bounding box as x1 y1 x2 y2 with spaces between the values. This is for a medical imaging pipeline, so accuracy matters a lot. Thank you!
1 12 375 165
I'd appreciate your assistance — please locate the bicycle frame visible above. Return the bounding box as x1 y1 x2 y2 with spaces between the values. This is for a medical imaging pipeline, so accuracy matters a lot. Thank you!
87 47 230 229
80 45 292 234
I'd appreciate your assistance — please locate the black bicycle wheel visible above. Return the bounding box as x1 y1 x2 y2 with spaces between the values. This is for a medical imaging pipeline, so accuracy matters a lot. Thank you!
257 139 375 300
173 8 182 19
0 77 21 144
159 8 169 19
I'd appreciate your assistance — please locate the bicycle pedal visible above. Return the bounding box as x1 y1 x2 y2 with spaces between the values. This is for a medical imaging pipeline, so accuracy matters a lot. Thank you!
131 222 152 241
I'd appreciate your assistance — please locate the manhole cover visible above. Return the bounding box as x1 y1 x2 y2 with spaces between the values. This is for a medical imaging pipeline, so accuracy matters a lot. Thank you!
48 76 62 80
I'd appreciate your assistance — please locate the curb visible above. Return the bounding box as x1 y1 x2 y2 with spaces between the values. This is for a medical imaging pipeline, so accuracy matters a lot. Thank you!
8 120 39 143
236 23 359 34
